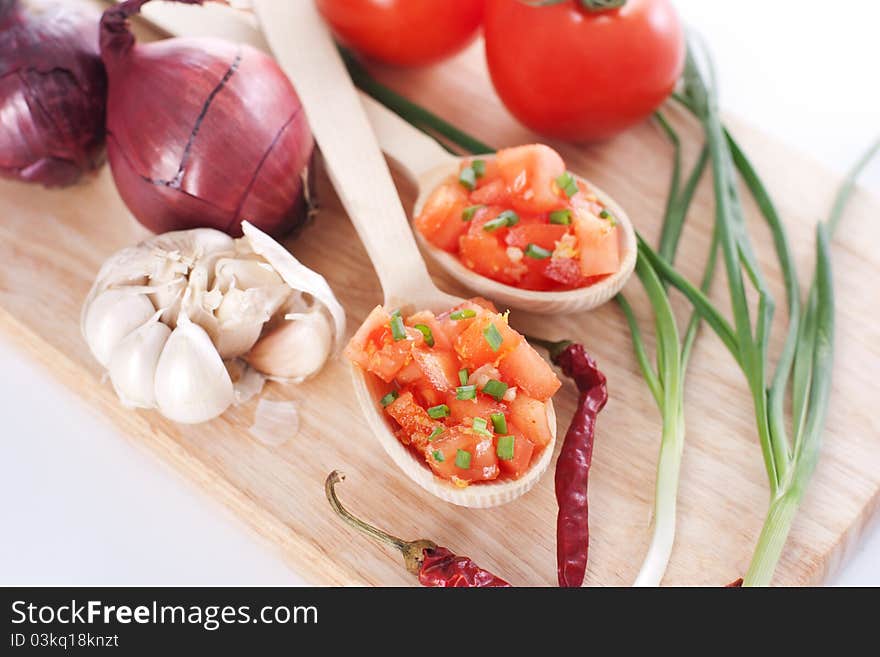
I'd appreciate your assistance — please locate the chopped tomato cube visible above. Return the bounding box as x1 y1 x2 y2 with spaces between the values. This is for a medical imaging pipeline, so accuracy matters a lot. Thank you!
454 313 523 369
470 179 508 205
414 181 470 252
573 210 620 278
459 231 527 286
344 305 417 382
544 256 585 287
467 157 500 187
426 426 499 483
395 360 422 385
406 310 452 350
495 144 567 214
497 430 536 480
505 223 569 251
436 300 490 340
445 393 506 425
498 341 561 401
509 393 553 447
385 391 441 450
413 348 460 391
410 382 444 408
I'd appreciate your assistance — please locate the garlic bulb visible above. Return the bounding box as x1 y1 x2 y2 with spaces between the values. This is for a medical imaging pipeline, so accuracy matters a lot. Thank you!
81 221 345 424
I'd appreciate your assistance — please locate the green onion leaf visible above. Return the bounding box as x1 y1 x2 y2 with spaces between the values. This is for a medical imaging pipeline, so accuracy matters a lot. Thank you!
556 171 579 198
428 426 444 442
389 311 406 341
482 379 509 401
483 210 519 232
379 391 398 407
599 209 618 227
525 243 552 259
549 209 572 225
455 449 472 469
455 384 477 400
483 323 503 352
462 204 484 222
490 412 508 434
432 450 445 463
459 166 477 190
427 404 450 419
496 435 515 461
472 417 491 436
472 159 486 177
458 368 469 386
413 323 434 347
450 308 476 320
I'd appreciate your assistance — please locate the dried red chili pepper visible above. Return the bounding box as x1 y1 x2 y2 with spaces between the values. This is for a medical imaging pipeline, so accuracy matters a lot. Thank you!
530 337 608 588
325 471 511 587
726 578 744 587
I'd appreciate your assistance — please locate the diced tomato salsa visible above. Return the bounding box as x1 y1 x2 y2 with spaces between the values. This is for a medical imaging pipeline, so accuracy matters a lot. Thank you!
414 144 621 292
344 299 561 487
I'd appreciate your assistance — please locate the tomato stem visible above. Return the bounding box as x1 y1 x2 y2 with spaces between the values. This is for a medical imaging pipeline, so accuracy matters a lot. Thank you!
519 0 626 11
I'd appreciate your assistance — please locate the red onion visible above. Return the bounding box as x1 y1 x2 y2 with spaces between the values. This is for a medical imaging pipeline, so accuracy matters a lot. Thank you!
100 0 315 238
0 0 107 187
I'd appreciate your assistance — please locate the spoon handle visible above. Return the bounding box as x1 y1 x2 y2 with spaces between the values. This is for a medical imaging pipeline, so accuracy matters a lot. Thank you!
253 0 434 305
359 95 459 181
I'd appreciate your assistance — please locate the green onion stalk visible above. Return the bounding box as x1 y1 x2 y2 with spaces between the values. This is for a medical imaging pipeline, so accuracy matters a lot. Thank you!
343 49 878 585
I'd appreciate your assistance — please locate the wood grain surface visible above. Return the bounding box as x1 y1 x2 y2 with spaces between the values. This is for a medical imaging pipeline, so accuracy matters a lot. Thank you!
1 1 877 585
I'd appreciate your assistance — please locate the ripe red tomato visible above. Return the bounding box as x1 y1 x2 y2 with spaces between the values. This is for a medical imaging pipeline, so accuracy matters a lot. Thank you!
315 0 485 67
483 0 685 141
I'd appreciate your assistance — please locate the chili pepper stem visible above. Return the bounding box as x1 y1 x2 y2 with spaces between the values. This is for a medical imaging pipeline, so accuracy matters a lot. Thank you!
325 471 436 576
524 335 573 363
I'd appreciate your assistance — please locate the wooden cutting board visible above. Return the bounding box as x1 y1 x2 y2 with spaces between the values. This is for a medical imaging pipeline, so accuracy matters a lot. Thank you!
1 1 877 586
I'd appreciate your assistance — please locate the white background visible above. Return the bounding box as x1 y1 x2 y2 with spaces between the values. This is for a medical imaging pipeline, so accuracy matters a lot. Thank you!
2 0 878 586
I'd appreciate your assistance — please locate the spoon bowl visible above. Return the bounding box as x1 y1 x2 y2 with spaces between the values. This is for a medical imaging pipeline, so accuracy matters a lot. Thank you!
257 1 556 507
361 95 638 315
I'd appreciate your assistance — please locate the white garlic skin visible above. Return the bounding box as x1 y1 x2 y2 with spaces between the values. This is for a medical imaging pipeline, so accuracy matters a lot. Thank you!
84 289 156 367
154 315 235 424
246 311 333 381
108 316 171 408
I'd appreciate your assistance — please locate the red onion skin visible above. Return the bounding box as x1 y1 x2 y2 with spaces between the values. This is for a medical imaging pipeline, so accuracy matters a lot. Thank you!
100 0 315 238
0 0 107 187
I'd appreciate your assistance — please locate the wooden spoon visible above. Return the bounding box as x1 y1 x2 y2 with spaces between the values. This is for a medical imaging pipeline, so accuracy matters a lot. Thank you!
360 94 638 315
253 0 555 508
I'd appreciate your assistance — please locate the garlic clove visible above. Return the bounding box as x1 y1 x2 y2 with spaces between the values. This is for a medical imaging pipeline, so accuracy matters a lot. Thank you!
241 221 346 351
214 257 283 292
83 288 157 367
245 309 332 381
154 313 234 424
108 313 171 408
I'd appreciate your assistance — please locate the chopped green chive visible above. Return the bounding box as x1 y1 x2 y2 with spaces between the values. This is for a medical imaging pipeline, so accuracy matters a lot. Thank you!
427 404 450 419
389 310 406 341
455 449 472 469
482 210 519 232
483 323 503 352
428 426 444 442
461 204 484 222
490 412 508 434
432 450 445 463
458 166 477 190
598 208 618 226
556 171 579 198
450 308 476 320
549 208 572 225
525 243 552 260
496 435 515 461
472 417 491 436
482 379 509 401
379 391 398 407
458 368 469 386
472 159 486 177
413 323 434 347
456 384 477 400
